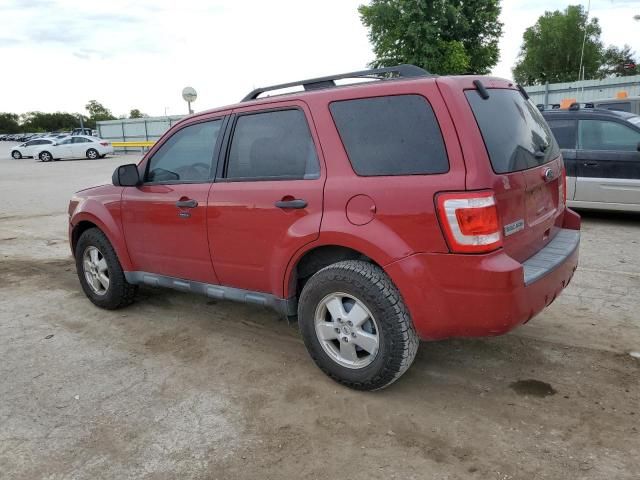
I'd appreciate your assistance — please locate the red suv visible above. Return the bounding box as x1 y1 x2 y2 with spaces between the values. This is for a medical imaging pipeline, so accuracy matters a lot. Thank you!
68 65 580 390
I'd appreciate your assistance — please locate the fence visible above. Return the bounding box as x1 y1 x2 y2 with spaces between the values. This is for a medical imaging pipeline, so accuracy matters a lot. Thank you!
524 74 640 106
96 115 185 153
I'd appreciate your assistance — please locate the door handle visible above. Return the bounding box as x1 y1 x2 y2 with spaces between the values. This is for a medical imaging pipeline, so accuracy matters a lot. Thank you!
176 199 198 208
275 199 307 209
582 162 599 167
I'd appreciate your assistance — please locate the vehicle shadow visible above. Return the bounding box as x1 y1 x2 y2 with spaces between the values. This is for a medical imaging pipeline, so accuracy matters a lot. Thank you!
572 208 640 223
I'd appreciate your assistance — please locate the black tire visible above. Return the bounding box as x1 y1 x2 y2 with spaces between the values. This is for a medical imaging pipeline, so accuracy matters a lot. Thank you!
298 260 419 391
86 148 99 159
11 150 22 159
39 151 53 162
75 228 137 309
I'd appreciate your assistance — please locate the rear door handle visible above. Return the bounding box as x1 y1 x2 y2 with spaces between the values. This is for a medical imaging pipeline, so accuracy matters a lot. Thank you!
275 199 307 209
582 161 599 167
176 199 198 208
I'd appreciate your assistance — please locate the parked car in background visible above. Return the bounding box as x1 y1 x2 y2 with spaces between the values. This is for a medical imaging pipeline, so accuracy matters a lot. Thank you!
71 128 94 136
10 137 58 159
543 107 640 212
68 65 580 390
592 96 640 115
33 135 113 162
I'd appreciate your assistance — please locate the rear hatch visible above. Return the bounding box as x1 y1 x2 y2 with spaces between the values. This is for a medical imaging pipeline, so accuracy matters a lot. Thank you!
464 87 564 262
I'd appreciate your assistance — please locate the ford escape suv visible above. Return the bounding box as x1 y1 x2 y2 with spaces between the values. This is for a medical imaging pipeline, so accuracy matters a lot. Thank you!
68 65 580 390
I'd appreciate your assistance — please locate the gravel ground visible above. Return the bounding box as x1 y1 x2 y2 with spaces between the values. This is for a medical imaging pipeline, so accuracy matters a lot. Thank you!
0 141 638 479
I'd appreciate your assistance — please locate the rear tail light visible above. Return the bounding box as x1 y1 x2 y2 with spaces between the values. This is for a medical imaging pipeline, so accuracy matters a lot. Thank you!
560 166 567 205
436 191 503 253
100 142 109 146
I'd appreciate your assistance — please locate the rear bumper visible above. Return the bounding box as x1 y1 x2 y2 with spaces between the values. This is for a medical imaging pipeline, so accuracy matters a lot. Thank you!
384 211 580 340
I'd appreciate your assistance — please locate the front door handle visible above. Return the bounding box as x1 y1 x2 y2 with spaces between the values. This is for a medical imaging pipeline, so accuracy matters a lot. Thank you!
176 199 198 208
275 199 307 209
582 161 599 167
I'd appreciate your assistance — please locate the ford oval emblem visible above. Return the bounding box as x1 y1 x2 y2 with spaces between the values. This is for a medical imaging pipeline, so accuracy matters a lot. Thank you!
542 167 555 182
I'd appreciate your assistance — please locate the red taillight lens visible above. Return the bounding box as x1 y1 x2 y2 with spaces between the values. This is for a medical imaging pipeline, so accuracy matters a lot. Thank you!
100 142 109 146
561 166 567 205
436 191 503 254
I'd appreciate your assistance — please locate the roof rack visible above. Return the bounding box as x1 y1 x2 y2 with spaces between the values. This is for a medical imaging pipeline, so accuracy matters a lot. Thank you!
241 64 430 102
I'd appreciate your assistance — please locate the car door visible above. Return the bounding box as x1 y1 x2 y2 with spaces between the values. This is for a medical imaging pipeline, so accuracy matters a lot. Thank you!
545 117 577 200
54 137 74 158
71 137 92 157
121 116 226 284
575 118 640 205
208 103 325 295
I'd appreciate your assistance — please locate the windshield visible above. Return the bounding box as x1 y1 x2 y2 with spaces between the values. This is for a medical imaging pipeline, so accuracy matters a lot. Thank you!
466 88 559 174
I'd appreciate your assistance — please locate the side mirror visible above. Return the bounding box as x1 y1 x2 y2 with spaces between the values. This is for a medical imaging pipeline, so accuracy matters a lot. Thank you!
112 164 140 187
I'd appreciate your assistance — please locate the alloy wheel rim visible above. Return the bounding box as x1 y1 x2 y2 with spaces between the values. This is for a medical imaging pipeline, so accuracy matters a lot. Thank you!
88 150 97 158
41 152 50 161
314 292 379 369
82 246 109 295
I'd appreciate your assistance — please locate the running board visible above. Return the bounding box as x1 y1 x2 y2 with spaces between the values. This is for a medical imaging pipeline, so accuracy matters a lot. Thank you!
124 272 297 316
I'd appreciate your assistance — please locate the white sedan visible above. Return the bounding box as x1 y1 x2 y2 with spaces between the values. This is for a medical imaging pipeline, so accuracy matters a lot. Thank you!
33 136 114 162
10 137 57 159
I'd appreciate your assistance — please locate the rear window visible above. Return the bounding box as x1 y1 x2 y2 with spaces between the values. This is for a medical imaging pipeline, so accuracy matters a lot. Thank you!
329 95 449 176
466 89 559 174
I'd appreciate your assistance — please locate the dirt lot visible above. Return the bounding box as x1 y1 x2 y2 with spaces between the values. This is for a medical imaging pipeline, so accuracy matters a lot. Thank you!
0 141 638 480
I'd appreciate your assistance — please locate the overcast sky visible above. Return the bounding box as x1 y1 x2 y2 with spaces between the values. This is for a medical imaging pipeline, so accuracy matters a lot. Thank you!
0 0 638 118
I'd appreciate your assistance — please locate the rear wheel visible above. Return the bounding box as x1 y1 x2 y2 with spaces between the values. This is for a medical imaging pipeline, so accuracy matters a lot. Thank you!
86 148 99 159
298 260 419 391
11 150 22 159
75 228 137 309
39 151 52 162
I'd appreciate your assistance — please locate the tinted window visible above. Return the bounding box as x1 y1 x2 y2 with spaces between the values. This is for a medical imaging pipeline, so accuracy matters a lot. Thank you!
72 137 90 144
25 140 38 146
597 102 632 113
59 138 73 145
226 109 319 180
546 119 577 149
578 120 640 151
466 89 559 174
330 95 448 176
147 120 221 183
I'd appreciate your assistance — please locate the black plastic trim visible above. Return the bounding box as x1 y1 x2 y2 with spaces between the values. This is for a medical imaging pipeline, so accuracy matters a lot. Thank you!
124 272 297 316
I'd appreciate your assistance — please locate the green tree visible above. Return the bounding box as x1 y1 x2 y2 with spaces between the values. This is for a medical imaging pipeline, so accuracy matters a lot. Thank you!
601 45 638 77
513 5 603 85
0 113 20 133
85 100 116 124
358 0 503 75
129 109 147 119
20 112 86 132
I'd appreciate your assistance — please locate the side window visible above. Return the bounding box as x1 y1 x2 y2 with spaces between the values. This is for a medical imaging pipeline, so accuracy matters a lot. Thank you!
329 95 449 176
59 138 73 145
25 140 37 146
547 119 577 149
578 120 640 152
225 109 319 180
146 120 221 183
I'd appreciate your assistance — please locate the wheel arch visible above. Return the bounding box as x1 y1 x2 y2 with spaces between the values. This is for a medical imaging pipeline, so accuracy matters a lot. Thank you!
70 209 133 271
284 243 384 299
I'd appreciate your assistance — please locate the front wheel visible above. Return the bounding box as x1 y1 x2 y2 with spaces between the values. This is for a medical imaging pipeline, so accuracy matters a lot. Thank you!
86 148 99 159
298 260 419 391
75 228 137 309
11 150 22 159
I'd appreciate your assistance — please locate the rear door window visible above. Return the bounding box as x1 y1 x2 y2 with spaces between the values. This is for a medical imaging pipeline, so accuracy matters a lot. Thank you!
225 109 319 180
329 95 449 176
578 120 640 151
466 89 559 174
546 119 577 149
597 102 632 113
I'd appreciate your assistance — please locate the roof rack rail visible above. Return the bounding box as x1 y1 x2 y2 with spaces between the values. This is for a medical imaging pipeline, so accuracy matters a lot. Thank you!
241 64 430 102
